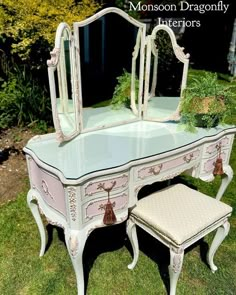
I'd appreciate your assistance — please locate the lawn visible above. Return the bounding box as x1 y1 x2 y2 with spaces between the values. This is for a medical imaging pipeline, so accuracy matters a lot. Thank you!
0 70 236 294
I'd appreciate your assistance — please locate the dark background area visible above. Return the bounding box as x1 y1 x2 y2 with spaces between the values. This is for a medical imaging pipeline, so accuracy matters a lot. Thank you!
104 0 236 74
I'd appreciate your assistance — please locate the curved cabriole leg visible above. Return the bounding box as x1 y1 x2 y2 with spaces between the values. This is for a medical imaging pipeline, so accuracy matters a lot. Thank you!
216 165 233 201
27 189 46 257
65 229 87 295
168 247 184 295
207 220 230 273
126 219 139 270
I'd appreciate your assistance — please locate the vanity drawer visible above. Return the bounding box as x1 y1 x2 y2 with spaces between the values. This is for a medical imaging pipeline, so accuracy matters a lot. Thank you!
27 157 66 217
82 173 129 199
202 135 233 157
82 191 128 223
199 149 230 176
134 149 201 182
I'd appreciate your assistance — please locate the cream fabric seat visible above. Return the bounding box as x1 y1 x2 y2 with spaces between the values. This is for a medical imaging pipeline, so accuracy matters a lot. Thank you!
127 184 232 295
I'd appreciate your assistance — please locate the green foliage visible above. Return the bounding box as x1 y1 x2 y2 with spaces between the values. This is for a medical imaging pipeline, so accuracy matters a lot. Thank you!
0 66 52 129
0 0 100 62
111 70 139 109
180 72 236 131
0 0 100 129
115 0 144 18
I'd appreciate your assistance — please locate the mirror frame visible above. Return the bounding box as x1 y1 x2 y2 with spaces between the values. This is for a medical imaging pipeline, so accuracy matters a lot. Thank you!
143 24 190 122
47 22 80 142
73 7 146 133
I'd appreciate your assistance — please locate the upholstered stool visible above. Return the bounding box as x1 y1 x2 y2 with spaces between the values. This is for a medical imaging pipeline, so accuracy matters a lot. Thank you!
127 184 232 295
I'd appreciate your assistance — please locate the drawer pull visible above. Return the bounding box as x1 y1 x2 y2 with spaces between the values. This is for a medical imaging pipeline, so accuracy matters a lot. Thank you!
97 181 116 193
149 164 163 175
97 181 117 225
99 201 116 211
183 153 193 163
215 143 222 151
213 144 224 176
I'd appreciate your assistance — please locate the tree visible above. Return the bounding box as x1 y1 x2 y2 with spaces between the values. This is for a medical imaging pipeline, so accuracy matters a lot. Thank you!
0 0 100 62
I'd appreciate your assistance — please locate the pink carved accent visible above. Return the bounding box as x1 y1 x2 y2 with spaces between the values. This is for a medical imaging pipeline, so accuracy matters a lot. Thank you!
137 149 200 180
84 174 128 196
69 235 79 257
47 48 60 67
84 193 128 221
41 180 54 200
203 152 227 173
205 137 230 154
28 158 66 216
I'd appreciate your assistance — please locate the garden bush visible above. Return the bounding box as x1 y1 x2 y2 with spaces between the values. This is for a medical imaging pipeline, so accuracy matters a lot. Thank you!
0 0 100 129
0 66 52 129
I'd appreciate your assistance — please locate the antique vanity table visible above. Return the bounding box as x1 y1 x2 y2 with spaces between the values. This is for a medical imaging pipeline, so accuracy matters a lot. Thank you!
23 7 236 294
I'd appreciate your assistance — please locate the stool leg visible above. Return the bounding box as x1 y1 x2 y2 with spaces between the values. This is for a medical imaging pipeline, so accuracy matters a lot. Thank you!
169 247 184 295
126 219 139 269
207 220 230 273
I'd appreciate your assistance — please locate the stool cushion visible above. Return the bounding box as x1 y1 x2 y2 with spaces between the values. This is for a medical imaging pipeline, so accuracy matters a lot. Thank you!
130 184 232 246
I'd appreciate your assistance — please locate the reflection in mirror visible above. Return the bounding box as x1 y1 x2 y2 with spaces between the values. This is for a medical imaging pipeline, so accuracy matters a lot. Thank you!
143 25 189 122
74 11 145 131
48 23 78 142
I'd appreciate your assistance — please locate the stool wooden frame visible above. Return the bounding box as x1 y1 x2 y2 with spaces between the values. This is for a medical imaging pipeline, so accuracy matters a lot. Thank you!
126 184 232 295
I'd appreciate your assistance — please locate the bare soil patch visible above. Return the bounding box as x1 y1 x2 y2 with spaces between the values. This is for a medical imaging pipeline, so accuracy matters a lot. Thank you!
0 127 37 205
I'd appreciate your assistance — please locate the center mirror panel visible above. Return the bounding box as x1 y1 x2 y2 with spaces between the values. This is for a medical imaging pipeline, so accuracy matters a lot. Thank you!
143 25 189 122
74 10 145 132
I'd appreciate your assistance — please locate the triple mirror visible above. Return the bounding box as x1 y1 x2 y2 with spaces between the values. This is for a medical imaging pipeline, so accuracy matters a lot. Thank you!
47 8 189 142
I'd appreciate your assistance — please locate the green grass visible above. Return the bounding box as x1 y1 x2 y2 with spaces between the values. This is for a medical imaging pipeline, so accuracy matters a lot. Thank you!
1 70 236 294
0 167 236 294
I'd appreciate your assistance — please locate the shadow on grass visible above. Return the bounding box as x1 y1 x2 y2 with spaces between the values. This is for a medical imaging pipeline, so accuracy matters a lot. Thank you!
42 176 212 294
45 224 66 253
44 217 127 293
124 177 211 294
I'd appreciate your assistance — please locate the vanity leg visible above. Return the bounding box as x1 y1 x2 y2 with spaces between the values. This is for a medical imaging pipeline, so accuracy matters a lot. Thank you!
65 229 87 295
126 219 139 270
216 165 233 201
27 189 46 257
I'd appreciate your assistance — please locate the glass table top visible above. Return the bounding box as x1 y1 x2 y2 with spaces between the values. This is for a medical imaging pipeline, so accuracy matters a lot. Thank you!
25 121 236 179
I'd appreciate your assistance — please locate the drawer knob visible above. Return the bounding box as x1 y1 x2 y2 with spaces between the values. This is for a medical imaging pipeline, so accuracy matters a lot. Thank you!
183 153 193 163
149 164 163 175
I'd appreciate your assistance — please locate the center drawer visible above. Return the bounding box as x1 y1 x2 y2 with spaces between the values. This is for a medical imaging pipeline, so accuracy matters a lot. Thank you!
82 191 128 223
82 172 129 199
134 149 201 182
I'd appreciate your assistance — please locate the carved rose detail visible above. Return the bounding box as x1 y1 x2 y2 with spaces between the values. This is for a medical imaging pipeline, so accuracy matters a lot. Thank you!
68 186 77 222
171 247 184 273
69 235 78 257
